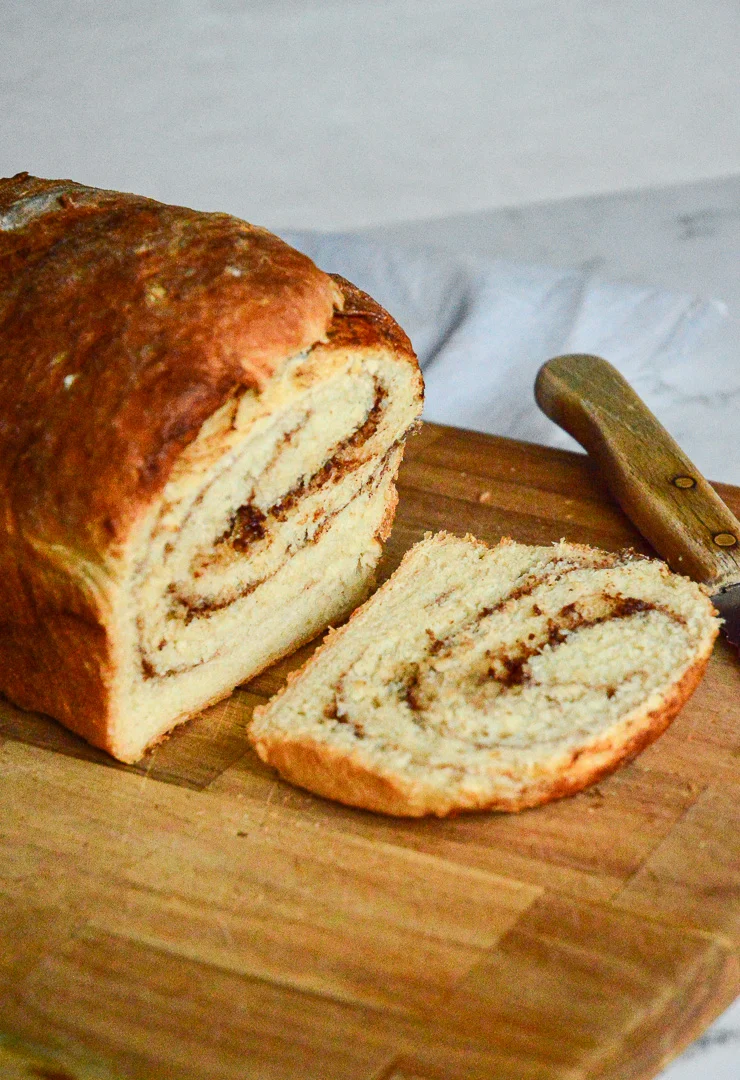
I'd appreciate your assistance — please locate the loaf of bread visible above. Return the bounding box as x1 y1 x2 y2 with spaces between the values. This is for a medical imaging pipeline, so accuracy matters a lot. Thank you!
250 533 719 815
0 173 423 762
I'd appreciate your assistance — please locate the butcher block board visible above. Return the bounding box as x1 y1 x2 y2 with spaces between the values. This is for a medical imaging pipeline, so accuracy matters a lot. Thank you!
1 422 739 1080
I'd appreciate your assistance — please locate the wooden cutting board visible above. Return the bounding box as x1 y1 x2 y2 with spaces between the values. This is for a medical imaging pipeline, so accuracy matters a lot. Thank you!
1 422 739 1080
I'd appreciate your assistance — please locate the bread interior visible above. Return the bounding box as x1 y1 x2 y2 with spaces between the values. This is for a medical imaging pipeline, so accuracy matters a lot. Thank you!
108 341 420 761
251 535 718 812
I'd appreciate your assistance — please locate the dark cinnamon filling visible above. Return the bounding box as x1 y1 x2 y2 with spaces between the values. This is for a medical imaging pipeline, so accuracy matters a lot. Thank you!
216 384 386 550
397 591 686 715
428 560 618 660
485 596 668 691
229 504 267 550
174 445 397 626
139 427 399 679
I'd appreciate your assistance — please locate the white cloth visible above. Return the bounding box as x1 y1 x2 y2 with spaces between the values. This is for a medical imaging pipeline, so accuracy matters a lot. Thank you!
281 231 733 481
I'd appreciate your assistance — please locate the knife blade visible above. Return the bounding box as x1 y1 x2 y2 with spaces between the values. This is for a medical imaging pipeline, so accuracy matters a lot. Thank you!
534 354 740 649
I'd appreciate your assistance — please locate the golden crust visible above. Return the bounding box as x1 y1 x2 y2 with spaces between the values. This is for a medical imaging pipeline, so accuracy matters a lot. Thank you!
0 173 420 755
324 274 416 361
0 172 342 556
252 736 426 816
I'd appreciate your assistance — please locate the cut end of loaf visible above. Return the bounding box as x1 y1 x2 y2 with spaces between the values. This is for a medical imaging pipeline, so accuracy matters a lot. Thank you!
102 300 421 762
249 533 720 816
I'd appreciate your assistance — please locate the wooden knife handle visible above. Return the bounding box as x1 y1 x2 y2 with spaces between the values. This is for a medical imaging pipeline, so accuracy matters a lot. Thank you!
535 353 740 589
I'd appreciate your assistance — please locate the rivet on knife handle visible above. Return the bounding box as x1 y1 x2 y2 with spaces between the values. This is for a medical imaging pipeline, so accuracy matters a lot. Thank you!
534 354 740 590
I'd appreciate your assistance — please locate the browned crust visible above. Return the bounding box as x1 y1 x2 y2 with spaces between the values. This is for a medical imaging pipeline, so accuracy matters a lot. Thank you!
249 534 719 817
324 274 416 362
252 736 427 816
0 172 341 555
0 173 420 758
376 478 400 544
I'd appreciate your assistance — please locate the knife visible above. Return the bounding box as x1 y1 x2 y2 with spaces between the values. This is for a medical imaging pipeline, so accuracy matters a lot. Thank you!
534 353 740 649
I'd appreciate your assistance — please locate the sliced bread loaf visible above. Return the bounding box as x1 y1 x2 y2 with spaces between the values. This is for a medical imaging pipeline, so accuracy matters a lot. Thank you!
249 533 719 816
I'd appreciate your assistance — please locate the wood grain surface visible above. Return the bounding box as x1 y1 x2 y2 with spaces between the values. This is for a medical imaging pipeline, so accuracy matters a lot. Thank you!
1 422 738 1080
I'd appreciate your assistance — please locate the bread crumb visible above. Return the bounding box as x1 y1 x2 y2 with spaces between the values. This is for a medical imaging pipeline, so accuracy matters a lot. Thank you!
146 283 167 303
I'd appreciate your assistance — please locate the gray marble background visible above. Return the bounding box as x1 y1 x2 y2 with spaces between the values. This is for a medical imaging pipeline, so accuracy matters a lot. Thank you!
1 2 738 1076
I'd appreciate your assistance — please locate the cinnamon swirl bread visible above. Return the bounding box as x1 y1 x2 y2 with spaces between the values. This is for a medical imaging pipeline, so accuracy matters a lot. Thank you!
0 173 422 762
250 534 719 816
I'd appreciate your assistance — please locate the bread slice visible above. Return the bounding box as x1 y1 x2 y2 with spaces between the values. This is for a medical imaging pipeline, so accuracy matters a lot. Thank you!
249 533 719 816
0 173 422 763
